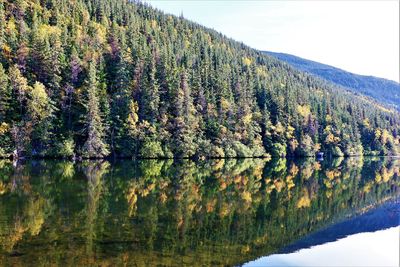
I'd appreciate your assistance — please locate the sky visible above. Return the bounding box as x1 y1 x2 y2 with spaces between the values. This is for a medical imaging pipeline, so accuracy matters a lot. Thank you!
143 0 400 82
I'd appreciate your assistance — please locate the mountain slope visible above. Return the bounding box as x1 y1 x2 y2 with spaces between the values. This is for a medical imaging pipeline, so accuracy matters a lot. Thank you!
0 0 399 159
265 51 400 110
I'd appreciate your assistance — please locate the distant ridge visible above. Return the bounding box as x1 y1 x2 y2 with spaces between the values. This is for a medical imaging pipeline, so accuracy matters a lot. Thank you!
264 51 400 110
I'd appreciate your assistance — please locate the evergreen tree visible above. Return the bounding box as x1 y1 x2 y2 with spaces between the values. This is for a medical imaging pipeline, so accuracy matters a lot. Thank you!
0 0 398 158
82 61 109 158
0 63 9 121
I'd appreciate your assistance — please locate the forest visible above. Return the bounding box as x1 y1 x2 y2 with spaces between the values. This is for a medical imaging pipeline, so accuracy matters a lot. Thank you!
0 0 399 159
265 51 400 111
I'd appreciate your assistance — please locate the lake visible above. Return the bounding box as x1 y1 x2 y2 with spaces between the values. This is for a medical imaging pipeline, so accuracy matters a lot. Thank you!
0 157 399 266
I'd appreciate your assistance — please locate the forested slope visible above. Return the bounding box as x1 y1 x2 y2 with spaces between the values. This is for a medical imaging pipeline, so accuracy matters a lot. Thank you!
0 0 399 159
265 51 400 110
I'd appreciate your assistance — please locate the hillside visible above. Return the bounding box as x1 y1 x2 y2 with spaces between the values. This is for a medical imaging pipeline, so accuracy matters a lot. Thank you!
0 0 399 159
265 51 400 110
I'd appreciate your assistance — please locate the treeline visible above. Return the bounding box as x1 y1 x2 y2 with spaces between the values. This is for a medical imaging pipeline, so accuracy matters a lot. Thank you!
0 0 399 159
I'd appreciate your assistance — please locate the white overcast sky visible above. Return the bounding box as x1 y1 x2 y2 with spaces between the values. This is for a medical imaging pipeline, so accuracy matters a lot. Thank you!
143 0 400 82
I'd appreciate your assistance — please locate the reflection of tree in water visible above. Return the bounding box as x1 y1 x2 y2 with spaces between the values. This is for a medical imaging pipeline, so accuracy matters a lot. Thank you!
0 157 398 266
0 161 52 254
82 161 109 257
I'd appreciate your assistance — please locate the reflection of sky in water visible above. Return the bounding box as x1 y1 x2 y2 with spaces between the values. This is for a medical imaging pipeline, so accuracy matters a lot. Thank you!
245 226 399 267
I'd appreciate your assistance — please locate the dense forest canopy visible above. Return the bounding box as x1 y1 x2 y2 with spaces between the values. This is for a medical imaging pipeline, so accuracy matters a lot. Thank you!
0 0 399 159
265 51 400 111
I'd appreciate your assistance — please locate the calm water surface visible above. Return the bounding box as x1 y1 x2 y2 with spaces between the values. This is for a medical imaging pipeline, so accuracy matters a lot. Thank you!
0 157 399 266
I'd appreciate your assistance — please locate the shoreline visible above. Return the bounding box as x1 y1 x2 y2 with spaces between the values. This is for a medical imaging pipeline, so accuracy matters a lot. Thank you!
0 154 399 162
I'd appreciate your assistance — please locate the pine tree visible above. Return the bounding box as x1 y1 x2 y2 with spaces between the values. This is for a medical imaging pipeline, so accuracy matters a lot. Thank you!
0 63 10 121
0 0 398 158
82 61 109 158
141 52 160 123
0 1 6 64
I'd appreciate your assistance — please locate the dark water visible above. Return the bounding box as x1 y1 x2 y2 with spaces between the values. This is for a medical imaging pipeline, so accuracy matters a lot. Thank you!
0 157 399 266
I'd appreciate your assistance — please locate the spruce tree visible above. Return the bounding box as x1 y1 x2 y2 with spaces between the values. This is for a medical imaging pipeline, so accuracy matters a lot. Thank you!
82 61 109 158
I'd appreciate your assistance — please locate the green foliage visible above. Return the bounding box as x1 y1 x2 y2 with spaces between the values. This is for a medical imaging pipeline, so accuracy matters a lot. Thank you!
139 139 164 159
296 134 317 157
272 143 287 158
81 61 109 158
331 146 344 157
53 138 75 158
0 0 398 158
232 141 252 158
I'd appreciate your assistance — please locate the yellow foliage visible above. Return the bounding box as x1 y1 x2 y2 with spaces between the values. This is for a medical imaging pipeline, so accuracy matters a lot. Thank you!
242 57 252 66
220 98 230 111
325 133 338 144
314 143 321 152
213 159 224 171
2 44 12 60
326 190 333 199
219 180 227 191
29 82 52 122
147 183 156 192
297 104 311 118
381 167 392 183
286 178 295 190
274 122 285 134
241 191 252 202
363 181 373 193
151 19 158 29
325 115 332 123
219 203 230 218
7 19 17 34
362 118 371 128
242 113 252 125
274 179 285 192
0 122 9 135
325 169 341 180
93 22 107 45
286 125 295 139
39 24 62 38
313 162 321 171
241 245 251 254
127 100 139 133
301 165 313 180
184 39 191 49
126 184 138 217
256 66 268 77
206 199 217 213
374 128 382 140
159 192 167 203
234 175 242 184
374 172 382 183
296 190 311 208
381 129 390 145
0 181 7 195
289 163 299 176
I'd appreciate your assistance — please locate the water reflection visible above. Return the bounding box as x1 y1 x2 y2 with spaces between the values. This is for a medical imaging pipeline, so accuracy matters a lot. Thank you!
0 157 399 266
